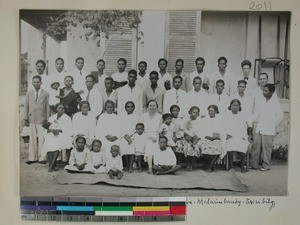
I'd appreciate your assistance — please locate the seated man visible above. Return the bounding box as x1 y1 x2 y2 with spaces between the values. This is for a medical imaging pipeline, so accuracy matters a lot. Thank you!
152 136 182 175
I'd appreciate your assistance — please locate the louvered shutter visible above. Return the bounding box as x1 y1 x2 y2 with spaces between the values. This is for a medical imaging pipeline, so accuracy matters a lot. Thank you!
166 11 200 74
103 22 136 76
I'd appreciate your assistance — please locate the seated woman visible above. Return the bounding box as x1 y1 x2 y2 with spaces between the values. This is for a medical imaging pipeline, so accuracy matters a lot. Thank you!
197 105 225 172
224 99 250 173
41 103 72 172
72 101 96 147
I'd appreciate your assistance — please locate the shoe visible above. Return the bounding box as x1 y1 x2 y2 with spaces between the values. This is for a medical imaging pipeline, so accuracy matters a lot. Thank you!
26 160 37 164
260 167 270 171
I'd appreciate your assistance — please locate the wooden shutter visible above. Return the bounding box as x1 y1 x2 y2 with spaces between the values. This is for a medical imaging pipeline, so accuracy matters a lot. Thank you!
166 11 200 74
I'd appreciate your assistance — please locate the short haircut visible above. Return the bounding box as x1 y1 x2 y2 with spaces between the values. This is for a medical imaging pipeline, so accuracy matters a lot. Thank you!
158 58 168 65
105 77 114 83
136 123 145 129
162 113 172 121
173 75 183 82
193 76 202 83
35 59 46 68
128 69 137 77
170 105 180 112
54 102 66 111
111 145 120 151
105 100 115 108
216 79 225 86
149 71 159 77
32 75 42 81
207 105 219 114
97 59 105 65
241 60 252 68
75 57 84 62
218 56 227 64
159 135 168 142
228 99 242 111
125 101 135 109
64 75 74 82
264 83 275 93
79 100 91 111
86 74 95 81
238 80 247 85
189 106 200 114
195 57 205 65
55 57 64 64
175 58 184 65
259 72 269 80
118 58 127 65
138 61 147 67
75 135 86 144
146 99 158 108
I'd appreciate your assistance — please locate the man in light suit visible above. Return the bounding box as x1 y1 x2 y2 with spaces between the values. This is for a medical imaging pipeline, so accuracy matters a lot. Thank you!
24 75 50 164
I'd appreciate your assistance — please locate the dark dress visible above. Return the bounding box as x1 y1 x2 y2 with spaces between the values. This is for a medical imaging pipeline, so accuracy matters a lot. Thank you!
59 88 81 117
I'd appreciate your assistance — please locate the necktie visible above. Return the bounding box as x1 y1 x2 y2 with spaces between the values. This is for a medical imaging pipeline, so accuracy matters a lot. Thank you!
35 91 38 101
244 77 249 80
176 90 179 104
218 95 221 101
86 90 90 102
80 70 82 75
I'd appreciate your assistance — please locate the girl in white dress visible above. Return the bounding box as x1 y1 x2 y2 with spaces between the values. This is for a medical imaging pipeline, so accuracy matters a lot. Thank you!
41 103 72 172
119 101 141 172
142 100 162 174
95 100 120 158
224 99 249 173
90 139 107 173
72 101 96 147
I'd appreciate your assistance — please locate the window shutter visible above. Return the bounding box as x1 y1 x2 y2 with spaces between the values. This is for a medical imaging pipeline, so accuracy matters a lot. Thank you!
166 11 200 74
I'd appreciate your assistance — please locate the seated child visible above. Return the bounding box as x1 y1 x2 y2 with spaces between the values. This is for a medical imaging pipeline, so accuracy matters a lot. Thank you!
132 123 147 172
64 136 93 173
90 139 106 173
158 113 176 148
106 145 123 179
152 136 182 175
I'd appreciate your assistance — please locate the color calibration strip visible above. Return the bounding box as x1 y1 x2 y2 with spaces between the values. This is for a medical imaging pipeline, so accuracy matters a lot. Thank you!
20 197 186 222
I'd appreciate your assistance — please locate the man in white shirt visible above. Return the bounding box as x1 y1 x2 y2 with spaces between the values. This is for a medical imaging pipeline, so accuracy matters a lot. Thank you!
209 79 231 116
210 56 235 96
101 77 118 113
143 71 165 113
80 75 103 119
186 77 209 117
50 57 68 87
171 58 192 92
70 57 89 94
27 59 50 92
111 58 128 89
136 61 149 89
234 60 258 95
231 80 253 121
117 69 143 116
163 76 187 118
249 83 284 171
94 59 109 93
157 58 173 90
189 57 210 93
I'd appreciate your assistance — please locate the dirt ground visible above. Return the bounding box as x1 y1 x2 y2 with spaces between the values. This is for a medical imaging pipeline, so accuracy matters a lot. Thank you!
19 137 288 197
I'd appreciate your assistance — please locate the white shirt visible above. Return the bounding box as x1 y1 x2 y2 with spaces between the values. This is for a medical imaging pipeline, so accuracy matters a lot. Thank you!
70 68 89 92
235 76 258 95
95 73 109 93
189 70 210 89
27 73 50 92
111 71 128 83
136 73 150 89
186 89 209 117
210 70 235 96
209 92 231 116
158 72 173 90
80 87 103 118
69 148 91 166
231 93 253 121
132 133 147 154
90 151 106 166
101 90 118 111
106 154 123 171
117 85 144 116
251 94 284 135
72 112 96 139
50 70 68 88
153 147 177 166
163 88 187 117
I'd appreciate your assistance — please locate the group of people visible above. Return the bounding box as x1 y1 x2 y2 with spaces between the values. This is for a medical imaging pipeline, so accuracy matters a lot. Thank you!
22 55 284 179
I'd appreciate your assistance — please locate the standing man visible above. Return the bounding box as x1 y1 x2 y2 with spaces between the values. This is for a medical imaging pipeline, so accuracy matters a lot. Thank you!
70 57 89 94
143 71 165 113
249 83 284 171
189 57 210 92
210 57 235 96
157 58 173 90
171 58 192 92
136 61 149 89
24 76 50 164
209 79 231 116
101 77 118 114
51 57 68 87
117 69 144 116
28 59 49 92
95 59 109 93
112 58 128 89
235 60 257 95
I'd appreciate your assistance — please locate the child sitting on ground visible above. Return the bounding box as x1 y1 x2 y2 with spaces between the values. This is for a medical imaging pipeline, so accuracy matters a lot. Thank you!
132 123 147 172
64 136 93 173
90 139 106 173
152 136 182 175
106 145 123 179
158 113 176 148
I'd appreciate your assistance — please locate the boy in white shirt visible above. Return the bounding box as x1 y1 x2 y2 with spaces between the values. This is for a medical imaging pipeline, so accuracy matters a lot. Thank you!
106 145 123 179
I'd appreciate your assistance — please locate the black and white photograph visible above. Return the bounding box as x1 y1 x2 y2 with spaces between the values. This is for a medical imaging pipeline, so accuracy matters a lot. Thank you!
19 10 290 197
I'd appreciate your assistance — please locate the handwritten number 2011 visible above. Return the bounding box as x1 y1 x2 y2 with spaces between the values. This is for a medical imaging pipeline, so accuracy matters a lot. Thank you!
249 1 271 10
